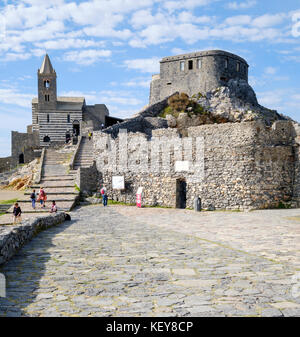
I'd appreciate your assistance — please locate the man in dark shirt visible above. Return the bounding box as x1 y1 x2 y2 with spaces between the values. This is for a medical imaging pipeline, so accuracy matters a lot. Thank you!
13 203 22 224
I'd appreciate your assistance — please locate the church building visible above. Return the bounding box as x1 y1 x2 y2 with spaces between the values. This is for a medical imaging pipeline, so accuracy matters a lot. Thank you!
31 54 111 146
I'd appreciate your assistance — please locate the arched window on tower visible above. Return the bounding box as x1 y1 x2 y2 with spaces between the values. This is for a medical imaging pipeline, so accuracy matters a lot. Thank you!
45 94 50 102
44 80 50 89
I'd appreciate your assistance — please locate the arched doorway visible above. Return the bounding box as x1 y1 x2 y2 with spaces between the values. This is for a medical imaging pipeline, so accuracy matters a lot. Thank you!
43 135 50 143
73 120 80 136
19 153 24 164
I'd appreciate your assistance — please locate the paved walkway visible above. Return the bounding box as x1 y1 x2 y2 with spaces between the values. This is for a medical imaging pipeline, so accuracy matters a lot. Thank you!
0 206 300 317
0 190 25 202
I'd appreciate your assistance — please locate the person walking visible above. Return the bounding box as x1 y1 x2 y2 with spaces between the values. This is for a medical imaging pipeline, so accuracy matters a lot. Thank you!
12 203 22 224
50 201 57 213
88 130 92 141
101 186 108 207
30 189 36 209
38 187 47 208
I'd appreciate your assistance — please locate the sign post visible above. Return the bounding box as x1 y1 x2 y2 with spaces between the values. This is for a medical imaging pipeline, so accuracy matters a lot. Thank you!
136 187 143 208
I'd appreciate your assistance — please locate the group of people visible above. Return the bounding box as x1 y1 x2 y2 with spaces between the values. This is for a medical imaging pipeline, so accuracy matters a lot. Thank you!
12 185 109 224
30 187 57 212
12 187 57 224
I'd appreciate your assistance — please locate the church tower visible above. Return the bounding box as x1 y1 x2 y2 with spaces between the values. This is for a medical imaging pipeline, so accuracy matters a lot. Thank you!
38 54 57 110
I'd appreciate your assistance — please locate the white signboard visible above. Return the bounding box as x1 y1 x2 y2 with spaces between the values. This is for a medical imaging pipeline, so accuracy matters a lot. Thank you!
112 176 125 190
175 161 189 172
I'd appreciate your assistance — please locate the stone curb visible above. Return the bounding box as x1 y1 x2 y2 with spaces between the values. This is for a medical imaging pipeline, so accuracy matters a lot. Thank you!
0 212 66 266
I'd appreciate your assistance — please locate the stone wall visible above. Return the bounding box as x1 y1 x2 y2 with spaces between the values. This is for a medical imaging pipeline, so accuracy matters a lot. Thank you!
75 162 99 194
93 120 295 210
150 50 249 104
0 157 12 173
0 213 66 266
11 129 40 168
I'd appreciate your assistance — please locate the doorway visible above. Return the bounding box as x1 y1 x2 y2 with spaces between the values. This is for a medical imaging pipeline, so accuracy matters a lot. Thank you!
73 121 80 136
176 179 187 209
19 153 24 164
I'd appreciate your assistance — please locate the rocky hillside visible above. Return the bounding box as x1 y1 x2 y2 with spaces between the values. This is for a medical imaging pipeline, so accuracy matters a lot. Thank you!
102 79 292 137
161 80 288 132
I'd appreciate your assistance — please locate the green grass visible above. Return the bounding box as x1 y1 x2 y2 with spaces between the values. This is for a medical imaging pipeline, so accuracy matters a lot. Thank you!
108 199 135 206
0 213 5 216
75 184 80 192
0 199 18 205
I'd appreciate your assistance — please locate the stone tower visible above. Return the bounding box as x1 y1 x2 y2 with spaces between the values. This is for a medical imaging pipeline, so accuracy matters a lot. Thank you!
38 54 57 110
149 50 249 104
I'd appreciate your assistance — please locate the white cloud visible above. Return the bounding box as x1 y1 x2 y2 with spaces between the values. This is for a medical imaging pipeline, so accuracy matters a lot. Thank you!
264 66 277 75
100 90 143 106
35 39 106 50
251 14 286 28
62 49 112 65
227 1 257 10
163 0 216 11
0 88 33 107
122 77 151 88
124 58 161 73
224 15 252 26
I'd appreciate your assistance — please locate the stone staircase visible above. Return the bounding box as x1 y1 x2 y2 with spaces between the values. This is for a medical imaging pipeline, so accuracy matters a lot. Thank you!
73 136 94 169
0 148 79 225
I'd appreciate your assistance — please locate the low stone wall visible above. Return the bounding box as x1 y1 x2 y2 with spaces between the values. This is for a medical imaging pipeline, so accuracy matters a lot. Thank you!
75 162 99 194
34 147 45 184
70 136 82 170
0 213 66 266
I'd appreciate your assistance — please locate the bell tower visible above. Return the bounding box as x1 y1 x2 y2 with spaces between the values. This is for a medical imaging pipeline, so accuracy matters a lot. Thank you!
38 54 57 110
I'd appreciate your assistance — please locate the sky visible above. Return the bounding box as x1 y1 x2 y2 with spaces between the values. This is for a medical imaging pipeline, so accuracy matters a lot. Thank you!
0 0 300 157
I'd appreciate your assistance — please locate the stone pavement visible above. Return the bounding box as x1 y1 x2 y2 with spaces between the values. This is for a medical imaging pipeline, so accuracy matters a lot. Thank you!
0 205 300 317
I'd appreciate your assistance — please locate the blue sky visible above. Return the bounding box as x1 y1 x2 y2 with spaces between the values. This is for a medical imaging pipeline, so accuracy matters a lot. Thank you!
0 0 300 157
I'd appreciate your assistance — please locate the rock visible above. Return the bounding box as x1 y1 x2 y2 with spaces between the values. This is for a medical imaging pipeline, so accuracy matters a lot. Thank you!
196 79 286 125
166 114 177 128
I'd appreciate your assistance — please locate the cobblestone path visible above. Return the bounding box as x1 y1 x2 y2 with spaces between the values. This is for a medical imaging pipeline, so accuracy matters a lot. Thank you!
0 205 300 317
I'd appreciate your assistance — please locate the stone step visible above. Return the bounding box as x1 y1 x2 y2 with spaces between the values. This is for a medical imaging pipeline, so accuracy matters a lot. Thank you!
25 187 78 194
41 176 75 181
74 165 93 169
19 194 78 202
7 200 76 213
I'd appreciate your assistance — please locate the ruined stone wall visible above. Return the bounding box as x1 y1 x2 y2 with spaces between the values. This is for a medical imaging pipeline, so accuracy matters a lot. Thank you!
0 157 12 173
93 121 294 210
75 162 99 194
150 50 249 104
11 130 40 168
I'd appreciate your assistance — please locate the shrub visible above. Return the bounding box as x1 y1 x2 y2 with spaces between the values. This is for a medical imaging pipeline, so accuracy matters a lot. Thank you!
168 93 190 112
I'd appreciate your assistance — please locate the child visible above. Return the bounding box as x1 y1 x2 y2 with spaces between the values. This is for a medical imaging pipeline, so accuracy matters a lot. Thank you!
38 187 47 208
50 201 57 213
12 203 22 224
30 189 36 209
